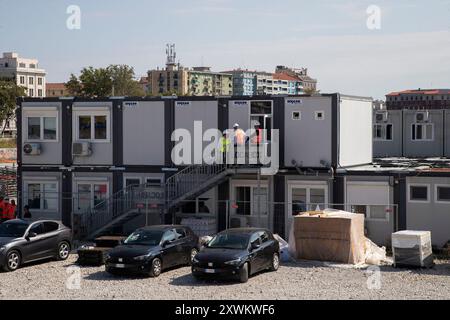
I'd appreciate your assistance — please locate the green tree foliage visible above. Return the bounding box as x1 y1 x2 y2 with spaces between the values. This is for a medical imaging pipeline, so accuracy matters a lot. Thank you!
0 79 26 135
66 65 145 97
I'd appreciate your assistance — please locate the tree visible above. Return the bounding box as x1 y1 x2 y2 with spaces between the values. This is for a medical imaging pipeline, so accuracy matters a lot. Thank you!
66 65 145 97
65 74 83 96
0 79 26 136
303 87 321 95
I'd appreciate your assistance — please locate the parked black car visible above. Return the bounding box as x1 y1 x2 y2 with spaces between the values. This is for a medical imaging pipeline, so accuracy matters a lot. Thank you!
105 225 199 277
0 219 72 272
192 228 280 283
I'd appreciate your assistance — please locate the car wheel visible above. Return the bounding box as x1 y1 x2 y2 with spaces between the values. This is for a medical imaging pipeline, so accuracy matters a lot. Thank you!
189 248 198 265
57 241 71 261
270 253 280 271
239 262 249 283
4 250 21 272
106 267 119 276
149 258 162 277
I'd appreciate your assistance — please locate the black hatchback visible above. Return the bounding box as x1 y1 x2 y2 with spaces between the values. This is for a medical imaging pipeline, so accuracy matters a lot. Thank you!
192 228 280 283
105 225 199 277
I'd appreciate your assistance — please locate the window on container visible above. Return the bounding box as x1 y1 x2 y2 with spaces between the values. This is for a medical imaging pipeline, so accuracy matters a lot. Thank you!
412 124 433 141
94 184 108 209
235 186 251 216
27 183 41 209
291 188 307 214
27 117 41 140
410 185 428 201
43 183 58 210
437 186 450 202
250 101 272 115
78 116 91 139
43 117 56 140
94 116 107 139
315 111 324 120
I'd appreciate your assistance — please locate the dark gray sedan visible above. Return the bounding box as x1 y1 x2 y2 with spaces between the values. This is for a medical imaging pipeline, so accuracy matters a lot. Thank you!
0 219 72 272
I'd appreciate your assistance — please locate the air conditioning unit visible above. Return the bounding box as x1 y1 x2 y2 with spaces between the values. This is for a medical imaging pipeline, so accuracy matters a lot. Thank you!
416 111 429 122
375 112 388 122
23 143 41 156
72 142 92 157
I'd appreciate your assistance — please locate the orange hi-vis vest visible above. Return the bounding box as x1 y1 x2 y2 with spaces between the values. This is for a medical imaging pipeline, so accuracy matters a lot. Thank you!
235 129 246 145
6 204 16 220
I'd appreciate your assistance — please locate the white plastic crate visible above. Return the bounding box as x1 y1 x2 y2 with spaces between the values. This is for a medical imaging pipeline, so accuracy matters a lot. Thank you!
392 230 433 268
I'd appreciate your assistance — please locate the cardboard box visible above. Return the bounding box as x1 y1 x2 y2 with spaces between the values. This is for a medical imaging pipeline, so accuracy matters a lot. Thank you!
289 211 365 264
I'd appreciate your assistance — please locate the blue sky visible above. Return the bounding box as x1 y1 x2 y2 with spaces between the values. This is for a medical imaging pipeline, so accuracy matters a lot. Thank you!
1 0 449 99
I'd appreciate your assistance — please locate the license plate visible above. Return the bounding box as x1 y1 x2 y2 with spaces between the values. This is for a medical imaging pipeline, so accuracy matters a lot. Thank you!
115 263 125 268
204 269 216 274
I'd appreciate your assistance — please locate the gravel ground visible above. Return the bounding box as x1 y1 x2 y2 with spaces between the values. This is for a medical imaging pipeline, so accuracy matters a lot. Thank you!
0 255 449 300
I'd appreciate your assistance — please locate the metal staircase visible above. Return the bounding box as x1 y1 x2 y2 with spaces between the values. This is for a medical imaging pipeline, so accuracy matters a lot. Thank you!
74 164 234 240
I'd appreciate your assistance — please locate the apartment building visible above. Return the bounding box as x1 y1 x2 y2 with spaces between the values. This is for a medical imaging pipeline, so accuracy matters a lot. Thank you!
46 83 70 97
229 66 315 96
226 69 257 96
386 89 450 109
188 67 233 96
0 52 46 98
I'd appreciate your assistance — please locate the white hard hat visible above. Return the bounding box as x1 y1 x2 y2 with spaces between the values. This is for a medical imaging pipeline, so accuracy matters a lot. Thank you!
233 123 239 128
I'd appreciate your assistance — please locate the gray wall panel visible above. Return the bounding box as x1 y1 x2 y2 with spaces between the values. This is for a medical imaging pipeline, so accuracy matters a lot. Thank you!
284 96 332 168
123 101 165 165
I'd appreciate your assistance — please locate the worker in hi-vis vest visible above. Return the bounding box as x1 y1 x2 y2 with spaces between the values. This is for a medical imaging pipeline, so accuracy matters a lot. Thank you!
233 123 247 146
251 120 263 145
219 130 231 164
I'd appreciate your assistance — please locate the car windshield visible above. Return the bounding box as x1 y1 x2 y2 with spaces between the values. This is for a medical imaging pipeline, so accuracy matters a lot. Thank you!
0 223 28 237
124 230 164 246
206 233 250 250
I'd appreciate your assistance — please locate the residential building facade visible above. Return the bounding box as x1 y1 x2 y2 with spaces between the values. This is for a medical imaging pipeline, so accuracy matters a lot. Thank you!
0 52 46 98
228 66 316 96
46 83 70 97
386 89 450 109
188 67 233 96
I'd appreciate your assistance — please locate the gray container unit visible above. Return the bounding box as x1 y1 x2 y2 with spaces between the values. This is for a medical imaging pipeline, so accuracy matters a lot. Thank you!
403 109 444 158
284 94 373 169
373 109 403 158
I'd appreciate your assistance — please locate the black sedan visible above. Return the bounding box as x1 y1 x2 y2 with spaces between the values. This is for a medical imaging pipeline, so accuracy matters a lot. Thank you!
0 219 72 272
192 228 280 283
105 225 199 277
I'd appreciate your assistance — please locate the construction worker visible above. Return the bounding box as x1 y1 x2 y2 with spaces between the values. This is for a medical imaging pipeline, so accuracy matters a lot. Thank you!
233 123 247 146
219 130 231 164
251 120 263 145
2 198 10 221
6 199 16 220
0 196 5 223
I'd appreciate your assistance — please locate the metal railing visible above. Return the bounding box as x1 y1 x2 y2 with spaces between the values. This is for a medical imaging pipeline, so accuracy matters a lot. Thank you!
166 163 228 204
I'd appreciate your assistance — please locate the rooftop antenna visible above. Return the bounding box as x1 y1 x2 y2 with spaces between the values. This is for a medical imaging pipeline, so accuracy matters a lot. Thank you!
166 43 176 66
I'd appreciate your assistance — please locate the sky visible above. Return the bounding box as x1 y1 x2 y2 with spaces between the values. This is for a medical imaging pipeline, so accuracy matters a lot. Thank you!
0 0 449 99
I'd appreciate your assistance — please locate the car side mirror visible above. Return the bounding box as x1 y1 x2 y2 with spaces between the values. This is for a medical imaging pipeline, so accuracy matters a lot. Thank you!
251 242 260 251
161 240 169 247
27 232 37 238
